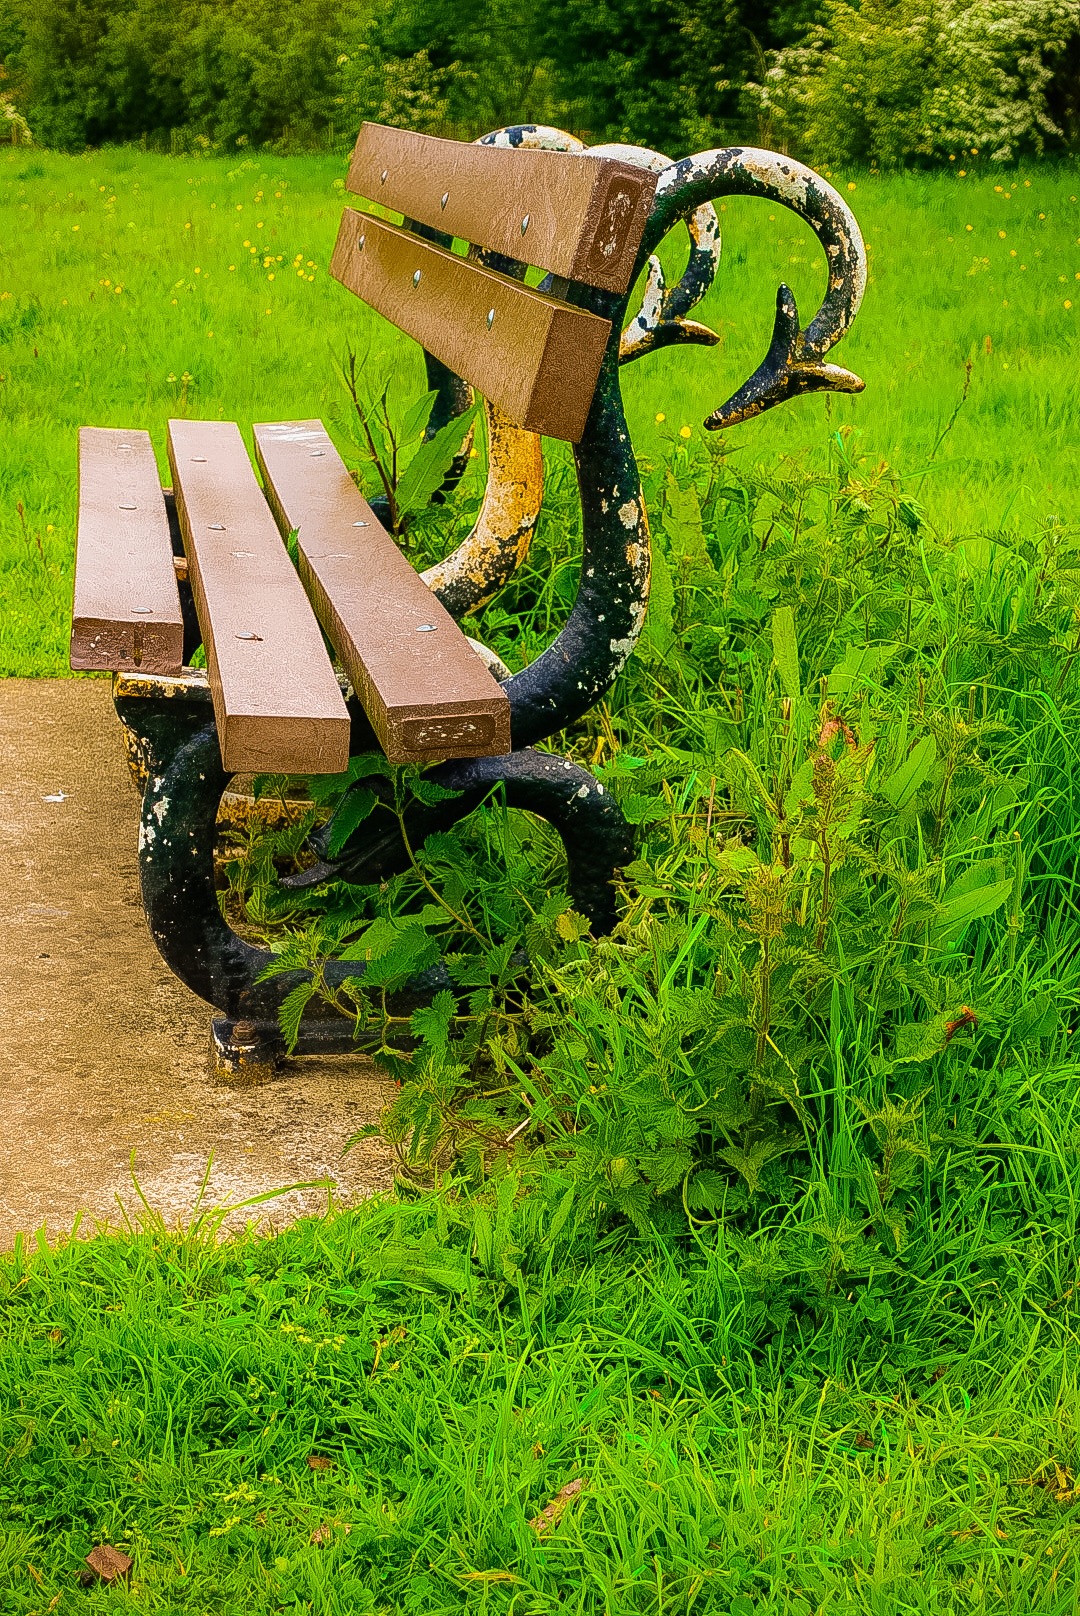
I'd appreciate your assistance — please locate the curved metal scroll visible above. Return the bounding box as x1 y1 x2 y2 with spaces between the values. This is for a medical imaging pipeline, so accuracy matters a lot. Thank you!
133 722 632 1021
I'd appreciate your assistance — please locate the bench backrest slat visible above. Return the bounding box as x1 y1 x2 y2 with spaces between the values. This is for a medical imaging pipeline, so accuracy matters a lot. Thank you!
330 211 611 443
167 420 350 775
71 428 184 675
347 123 656 295
254 420 511 764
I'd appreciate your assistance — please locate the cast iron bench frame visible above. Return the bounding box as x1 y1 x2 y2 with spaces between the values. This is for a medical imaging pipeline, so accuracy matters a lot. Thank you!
71 120 867 1077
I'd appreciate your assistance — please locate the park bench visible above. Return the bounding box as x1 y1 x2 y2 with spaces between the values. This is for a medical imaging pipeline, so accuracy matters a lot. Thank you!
71 120 867 1077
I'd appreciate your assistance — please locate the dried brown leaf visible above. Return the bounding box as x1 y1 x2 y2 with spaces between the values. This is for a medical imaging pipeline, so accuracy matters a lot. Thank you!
528 1477 586 1535
84 1545 132 1584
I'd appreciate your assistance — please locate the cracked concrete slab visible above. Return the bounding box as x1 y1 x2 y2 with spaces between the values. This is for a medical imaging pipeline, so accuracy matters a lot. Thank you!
0 678 395 1247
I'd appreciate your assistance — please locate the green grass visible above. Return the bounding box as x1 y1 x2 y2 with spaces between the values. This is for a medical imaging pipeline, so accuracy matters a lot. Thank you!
4 146 1080 1613
2 1194 1080 1615
1 147 1079 674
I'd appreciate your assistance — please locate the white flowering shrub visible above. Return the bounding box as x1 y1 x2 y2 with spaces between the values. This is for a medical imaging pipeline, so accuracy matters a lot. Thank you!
1 91 31 146
752 0 1080 166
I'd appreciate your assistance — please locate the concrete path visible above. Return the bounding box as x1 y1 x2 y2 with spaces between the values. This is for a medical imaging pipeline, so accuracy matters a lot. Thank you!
0 679 395 1247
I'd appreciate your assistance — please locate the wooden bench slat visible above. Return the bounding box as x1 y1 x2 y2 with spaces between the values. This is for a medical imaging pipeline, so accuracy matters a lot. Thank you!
166 420 350 775
253 420 511 766
71 428 184 675
330 210 611 443
347 123 657 296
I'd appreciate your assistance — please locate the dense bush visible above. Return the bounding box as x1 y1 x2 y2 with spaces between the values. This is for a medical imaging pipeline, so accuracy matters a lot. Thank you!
4 0 1080 159
0 0 806 154
754 0 1080 166
221 415 1080 1306
1 0 456 152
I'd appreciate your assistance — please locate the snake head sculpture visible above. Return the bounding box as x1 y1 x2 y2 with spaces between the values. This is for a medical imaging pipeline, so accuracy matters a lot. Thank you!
638 147 867 432
709 281 865 429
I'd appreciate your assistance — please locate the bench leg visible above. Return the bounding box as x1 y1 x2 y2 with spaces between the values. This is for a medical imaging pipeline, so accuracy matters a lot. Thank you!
121 716 453 1078
117 699 631 1074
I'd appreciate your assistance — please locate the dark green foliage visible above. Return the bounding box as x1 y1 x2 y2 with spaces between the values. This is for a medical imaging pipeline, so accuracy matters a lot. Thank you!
0 0 821 153
216 418 1080 1365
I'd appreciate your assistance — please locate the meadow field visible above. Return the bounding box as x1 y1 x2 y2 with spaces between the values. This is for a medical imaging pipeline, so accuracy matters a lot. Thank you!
3 147 1080 1613
1 148 1079 673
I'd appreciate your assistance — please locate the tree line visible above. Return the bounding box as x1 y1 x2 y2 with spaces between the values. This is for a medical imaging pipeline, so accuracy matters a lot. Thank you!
2 0 1078 165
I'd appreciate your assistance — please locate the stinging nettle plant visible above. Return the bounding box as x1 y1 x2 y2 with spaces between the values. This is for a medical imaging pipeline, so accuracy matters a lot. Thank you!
222 425 1077 1337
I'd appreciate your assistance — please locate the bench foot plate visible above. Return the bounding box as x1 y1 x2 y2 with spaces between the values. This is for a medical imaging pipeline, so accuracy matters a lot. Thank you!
210 1014 366 1082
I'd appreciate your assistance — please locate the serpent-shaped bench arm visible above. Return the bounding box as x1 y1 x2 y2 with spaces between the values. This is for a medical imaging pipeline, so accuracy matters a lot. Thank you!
499 145 867 749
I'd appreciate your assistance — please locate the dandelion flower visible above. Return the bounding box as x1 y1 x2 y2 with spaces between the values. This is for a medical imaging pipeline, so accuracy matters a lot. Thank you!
1067 301 1074 310
679 425 692 439
656 412 666 423
847 182 856 191
966 224 973 232
998 231 1006 239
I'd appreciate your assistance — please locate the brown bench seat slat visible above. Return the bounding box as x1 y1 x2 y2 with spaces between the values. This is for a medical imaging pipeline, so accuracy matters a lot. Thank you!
166 419 350 775
71 428 184 675
330 211 611 443
254 421 511 765
347 122 657 296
